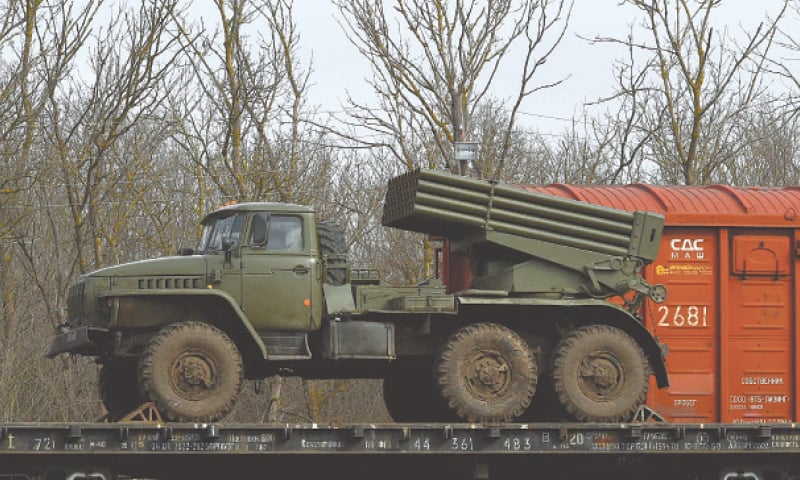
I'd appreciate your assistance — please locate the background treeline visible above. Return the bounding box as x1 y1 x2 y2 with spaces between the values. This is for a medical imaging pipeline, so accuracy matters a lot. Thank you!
1 0 798 422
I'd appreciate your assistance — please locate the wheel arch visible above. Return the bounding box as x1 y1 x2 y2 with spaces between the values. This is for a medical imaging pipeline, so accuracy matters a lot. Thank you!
568 303 669 389
455 297 669 389
113 290 269 377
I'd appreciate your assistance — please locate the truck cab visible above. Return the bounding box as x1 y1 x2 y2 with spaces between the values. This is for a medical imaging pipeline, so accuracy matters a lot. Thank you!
196 203 324 332
47 202 341 422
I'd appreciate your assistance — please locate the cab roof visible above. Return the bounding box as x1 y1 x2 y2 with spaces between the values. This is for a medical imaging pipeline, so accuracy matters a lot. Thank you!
201 202 313 225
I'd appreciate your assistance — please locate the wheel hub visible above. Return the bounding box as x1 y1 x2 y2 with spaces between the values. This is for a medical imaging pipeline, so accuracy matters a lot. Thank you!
465 351 511 399
170 351 216 400
579 352 624 399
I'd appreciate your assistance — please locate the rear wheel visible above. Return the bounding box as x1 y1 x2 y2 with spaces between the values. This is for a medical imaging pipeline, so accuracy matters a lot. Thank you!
99 358 144 420
552 324 650 422
138 322 243 422
435 323 537 423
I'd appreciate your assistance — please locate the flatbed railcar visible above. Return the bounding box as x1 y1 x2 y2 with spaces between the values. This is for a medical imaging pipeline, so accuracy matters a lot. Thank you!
2 421 800 480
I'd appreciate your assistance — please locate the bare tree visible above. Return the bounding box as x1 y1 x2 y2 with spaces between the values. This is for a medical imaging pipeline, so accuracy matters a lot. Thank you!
0 0 101 341
0 0 105 422
593 0 788 185
767 2 800 122
335 0 572 176
171 0 323 208
0 0 192 421
723 102 800 186
40 0 187 273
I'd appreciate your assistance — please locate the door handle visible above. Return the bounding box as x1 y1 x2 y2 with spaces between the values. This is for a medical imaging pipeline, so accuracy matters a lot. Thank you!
293 265 309 274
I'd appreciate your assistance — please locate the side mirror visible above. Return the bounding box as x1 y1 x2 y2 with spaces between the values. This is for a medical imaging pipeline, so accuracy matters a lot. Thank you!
222 238 240 251
177 247 195 256
221 237 238 267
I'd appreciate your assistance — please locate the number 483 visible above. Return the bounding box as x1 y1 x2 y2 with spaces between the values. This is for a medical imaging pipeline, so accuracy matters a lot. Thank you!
656 305 708 328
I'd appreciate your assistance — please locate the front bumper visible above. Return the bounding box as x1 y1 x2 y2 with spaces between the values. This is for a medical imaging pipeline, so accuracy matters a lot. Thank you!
46 326 114 358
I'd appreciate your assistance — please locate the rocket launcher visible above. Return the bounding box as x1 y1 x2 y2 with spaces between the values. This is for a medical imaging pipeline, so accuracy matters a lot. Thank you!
382 169 667 303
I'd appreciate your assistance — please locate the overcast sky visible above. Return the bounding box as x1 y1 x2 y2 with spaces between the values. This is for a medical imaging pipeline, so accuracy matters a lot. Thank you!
291 1 795 135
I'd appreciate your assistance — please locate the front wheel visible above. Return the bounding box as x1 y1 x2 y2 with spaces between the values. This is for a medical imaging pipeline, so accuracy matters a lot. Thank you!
551 324 650 422
138 322 243 422
435 323 537 423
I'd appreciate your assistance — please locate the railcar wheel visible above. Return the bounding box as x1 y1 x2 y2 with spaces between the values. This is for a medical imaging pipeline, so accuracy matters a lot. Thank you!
138 321 243 422
436 323 537 423
552 324 650 422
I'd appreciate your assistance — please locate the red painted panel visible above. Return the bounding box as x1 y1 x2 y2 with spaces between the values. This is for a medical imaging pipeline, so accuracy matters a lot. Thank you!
722 233 794 423
724 337 793 423
732 236 791 275
726 277 792 336
645 228 718 422
647 337 716 421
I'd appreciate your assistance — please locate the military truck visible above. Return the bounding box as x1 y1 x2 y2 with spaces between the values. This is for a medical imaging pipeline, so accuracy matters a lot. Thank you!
48 169 668 424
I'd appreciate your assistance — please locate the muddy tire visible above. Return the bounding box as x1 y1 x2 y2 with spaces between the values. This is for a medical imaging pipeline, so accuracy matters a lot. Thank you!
552 324 650 422
138 322 243 422
436 323 537 423
317 221 347 286
99 359 144 420
383 359 449 422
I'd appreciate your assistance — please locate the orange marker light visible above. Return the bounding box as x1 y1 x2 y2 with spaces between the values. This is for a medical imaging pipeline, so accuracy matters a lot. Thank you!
303 299 311 307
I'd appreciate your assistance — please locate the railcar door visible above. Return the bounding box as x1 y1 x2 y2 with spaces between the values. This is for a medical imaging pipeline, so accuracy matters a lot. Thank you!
723 233 793 423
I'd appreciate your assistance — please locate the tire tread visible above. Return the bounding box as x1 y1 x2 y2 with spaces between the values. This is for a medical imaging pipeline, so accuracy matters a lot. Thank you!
138 321 243 422
552 324 649 422
435 323 537 423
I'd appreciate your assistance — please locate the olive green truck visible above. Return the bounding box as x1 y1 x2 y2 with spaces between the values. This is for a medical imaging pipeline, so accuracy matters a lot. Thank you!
48 169 668 424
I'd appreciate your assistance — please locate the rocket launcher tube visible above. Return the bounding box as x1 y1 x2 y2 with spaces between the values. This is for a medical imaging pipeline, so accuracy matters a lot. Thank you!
414 191 633 248
415 180 635 235
383 169 664 263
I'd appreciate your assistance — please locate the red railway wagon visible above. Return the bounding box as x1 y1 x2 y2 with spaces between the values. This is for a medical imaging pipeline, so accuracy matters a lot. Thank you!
443 183 800 424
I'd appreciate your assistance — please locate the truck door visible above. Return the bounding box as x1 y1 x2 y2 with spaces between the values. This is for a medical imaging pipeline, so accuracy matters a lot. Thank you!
201 212 247 305
241 213 316 332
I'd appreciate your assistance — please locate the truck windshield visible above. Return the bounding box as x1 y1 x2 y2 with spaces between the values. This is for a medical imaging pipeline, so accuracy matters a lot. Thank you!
198 212 246 253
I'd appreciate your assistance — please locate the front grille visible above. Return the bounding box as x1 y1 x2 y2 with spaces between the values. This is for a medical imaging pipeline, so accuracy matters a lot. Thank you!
137 277 203 290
